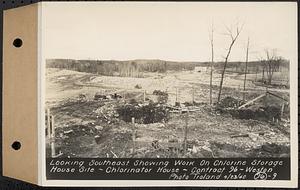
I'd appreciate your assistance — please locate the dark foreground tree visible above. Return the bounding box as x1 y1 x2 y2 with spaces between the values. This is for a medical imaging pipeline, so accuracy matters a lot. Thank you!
217 24 243 103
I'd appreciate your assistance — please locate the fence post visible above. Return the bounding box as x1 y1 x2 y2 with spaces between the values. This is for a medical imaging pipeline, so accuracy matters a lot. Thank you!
143 90 146 102
51 115 56 157
132 117 136 156
192 87 195 103
47 108 51 139
183 111 189 155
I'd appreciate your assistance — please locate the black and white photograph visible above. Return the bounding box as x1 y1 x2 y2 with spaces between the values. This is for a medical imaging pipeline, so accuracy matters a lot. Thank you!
1 1 298 188
40 1 297 187
44 2 294 159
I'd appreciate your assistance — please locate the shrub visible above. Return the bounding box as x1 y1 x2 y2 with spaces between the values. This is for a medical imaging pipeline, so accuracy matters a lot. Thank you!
116 103 169 124
153 90 168 104
217 96 245 109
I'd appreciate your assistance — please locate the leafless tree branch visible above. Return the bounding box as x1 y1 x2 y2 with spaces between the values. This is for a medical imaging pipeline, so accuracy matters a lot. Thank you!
217 22 244 103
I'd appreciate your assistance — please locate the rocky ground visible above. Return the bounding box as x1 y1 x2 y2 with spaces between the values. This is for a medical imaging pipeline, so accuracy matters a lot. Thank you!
46 68 290 158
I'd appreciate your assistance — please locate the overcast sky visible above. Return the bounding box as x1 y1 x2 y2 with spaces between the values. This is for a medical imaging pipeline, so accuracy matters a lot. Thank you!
42 2 297 62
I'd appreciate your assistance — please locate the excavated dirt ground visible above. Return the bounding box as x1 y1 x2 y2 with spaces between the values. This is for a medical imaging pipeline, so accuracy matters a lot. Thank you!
46 68 290 158
46 99 290 158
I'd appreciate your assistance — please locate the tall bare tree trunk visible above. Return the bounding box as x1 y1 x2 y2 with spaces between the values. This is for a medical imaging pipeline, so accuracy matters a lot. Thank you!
217 24 243 103
243 37 250 101
209 23 214 105
217 48 231 103
262 66 265 82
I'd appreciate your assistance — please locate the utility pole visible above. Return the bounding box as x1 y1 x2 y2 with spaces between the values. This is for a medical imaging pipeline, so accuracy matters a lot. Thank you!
243 37 250 101
209 22 214 105
132 117 136 156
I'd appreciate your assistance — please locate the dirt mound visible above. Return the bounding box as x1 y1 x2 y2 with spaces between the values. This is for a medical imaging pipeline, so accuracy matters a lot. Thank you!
210 142 248 158
217 96 245 109
248 143 290 157
55 124 97 137
153 90 168 96
94 102 119 123
228 106 281 121
49 124 99 157
153 90 168 103
210 141 290 158
116 102 169 124
217 96 282 121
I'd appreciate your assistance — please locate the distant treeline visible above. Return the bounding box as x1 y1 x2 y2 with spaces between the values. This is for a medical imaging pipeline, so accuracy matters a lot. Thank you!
46 58 289 77
214 59 289 73
46 59 200 77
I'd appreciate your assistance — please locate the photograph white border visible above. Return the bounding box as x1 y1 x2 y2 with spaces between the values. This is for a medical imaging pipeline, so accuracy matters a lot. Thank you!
38 2 298 187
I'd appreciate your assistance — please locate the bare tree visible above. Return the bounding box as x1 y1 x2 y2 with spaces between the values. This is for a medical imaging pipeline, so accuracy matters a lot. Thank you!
209 22 214 105
263 49 281 85
243 37 250 101
217 23 243 103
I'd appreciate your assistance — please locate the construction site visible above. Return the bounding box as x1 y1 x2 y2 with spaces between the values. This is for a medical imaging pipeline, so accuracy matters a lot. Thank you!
45 60 290 158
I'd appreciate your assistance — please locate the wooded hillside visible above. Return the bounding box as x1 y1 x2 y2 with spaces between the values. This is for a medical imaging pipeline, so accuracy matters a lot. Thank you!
46 58 289 77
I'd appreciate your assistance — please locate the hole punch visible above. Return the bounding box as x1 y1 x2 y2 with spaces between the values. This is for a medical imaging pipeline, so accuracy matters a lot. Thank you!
13 38 23 48
11 141 21 150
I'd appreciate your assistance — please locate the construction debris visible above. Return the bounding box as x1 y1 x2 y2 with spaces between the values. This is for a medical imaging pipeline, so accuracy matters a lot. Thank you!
63 129 74 135
238 94 266 109
46 85 290 158
116 102 169 124
218 96 245 109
